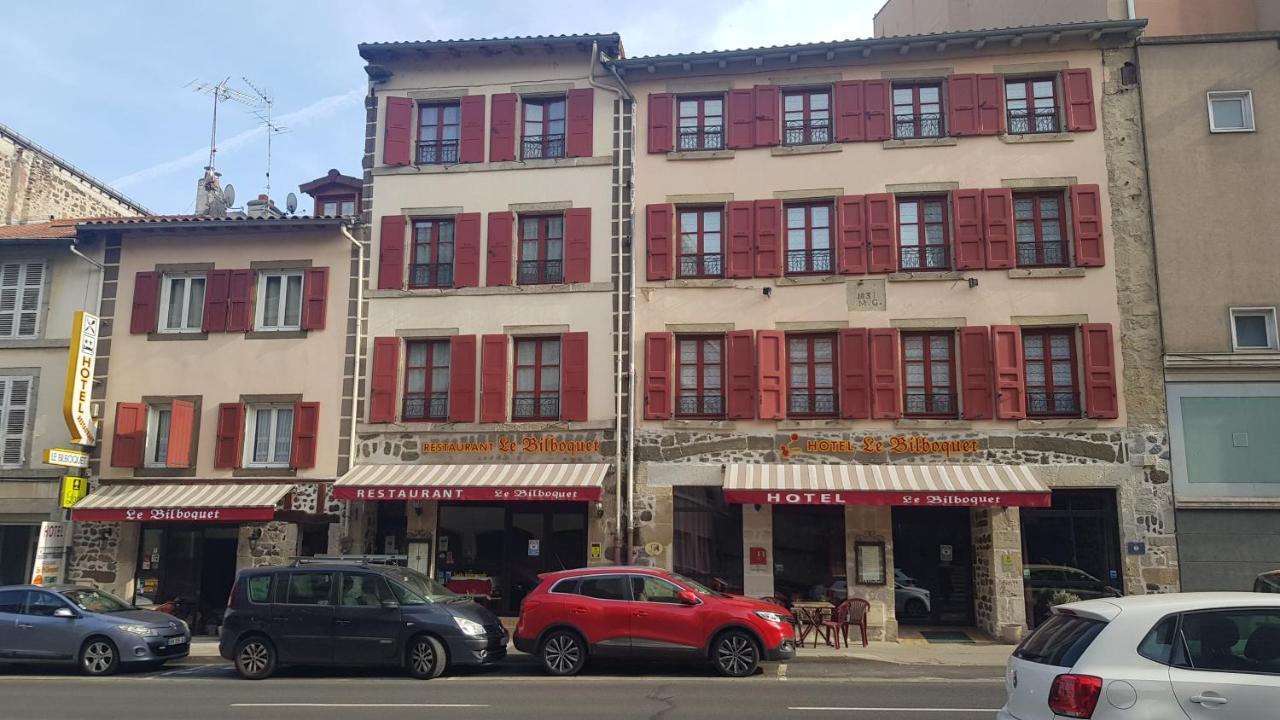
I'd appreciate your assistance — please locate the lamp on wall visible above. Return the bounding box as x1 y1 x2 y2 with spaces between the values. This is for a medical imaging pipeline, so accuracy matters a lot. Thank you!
594 502 604 519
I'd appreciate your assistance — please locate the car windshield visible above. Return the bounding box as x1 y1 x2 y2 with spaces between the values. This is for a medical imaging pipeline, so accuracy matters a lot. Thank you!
61 588 132 613
382 567 458 603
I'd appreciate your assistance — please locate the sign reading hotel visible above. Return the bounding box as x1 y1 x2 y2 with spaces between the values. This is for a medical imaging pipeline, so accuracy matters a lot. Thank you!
333 486 602 502
723 489 1049 508
422 435 602 455
62 311 99 446
780 434 981 459
71 506 278 523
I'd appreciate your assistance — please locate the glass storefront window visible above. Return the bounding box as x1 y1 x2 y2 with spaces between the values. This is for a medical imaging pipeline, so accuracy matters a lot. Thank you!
772 505 846 603
673 487 743 594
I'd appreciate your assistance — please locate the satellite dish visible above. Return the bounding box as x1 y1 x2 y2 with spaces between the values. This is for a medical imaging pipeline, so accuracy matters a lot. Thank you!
223 184 236 208
286 192 298 214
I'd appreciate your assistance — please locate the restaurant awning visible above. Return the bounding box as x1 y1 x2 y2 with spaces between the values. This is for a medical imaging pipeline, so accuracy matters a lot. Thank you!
723 464 1051 507
71 483 294 522
333 463 609 502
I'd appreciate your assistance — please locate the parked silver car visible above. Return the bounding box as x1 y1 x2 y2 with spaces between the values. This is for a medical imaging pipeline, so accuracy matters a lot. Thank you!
0 585 189 675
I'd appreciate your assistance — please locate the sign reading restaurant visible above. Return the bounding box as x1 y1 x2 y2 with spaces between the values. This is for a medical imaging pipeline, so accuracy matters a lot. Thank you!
422 435 602 455
333 486 601 502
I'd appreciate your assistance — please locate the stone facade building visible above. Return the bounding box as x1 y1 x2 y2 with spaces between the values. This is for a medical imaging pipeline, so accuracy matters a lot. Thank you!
1 123 147 225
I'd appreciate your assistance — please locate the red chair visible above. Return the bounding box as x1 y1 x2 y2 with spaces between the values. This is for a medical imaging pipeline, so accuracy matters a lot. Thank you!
825 598 870 647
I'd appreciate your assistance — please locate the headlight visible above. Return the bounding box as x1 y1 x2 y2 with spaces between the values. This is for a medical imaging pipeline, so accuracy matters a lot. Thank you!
754 610 788 624
452 616 487 636
120 625 158 637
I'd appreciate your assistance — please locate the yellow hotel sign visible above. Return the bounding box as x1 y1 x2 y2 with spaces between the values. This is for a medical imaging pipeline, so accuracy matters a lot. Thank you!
62 311 99 446
60 476 88 509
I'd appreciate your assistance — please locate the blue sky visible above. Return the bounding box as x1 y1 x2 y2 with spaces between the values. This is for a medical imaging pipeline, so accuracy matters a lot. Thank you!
0 1 880 215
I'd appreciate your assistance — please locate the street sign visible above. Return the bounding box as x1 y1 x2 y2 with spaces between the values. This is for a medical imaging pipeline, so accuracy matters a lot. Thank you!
60 476 88 509
43 448 89 469
63 311 100 446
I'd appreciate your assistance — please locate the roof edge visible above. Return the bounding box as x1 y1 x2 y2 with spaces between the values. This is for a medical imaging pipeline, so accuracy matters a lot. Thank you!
1139 30 1280 46
0 122 152 216
77 216 351 232
359 33 622 61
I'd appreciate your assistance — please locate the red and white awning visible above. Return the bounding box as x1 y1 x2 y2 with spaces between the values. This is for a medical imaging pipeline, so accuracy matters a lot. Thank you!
333 463 609 502
723 463 1050 507
71 483 293 522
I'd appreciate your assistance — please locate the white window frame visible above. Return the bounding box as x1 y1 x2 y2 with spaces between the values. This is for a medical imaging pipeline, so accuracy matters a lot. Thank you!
0 260 46 339
1229 307 1277 351
143 404 172 468
158 273 206 334
254 271 305 332
243 404 294 468
0 376 33 468
1207 90 1255 133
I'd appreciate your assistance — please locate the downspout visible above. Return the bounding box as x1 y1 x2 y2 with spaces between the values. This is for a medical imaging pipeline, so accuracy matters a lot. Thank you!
1126 0 1136 21
340 222 365 490
68 240 105 314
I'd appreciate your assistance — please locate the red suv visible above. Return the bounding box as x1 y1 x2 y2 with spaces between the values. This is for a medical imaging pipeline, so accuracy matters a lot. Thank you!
514 566 796 677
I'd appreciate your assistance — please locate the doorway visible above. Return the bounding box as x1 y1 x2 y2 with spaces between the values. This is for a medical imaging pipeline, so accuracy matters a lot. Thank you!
1021 489 1124 627
772 505 846 603
892 507 975 626
135 525 244 635
0 525 38 585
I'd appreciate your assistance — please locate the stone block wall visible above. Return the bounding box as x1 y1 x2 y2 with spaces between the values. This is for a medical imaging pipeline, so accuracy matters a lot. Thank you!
846 505 897 641
236 522 299 570
1 128 144 225
971 507 1027 644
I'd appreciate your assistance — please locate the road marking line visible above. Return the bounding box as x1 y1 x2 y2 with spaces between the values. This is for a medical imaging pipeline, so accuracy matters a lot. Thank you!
778 663 788 681
231 704 488 709
789 708 998 713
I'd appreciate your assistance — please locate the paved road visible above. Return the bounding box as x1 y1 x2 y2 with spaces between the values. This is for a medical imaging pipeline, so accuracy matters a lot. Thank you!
0 661 1008 720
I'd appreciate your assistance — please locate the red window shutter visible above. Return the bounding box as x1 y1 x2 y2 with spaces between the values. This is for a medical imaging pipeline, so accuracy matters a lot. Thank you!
837 195 867 274
560 332 589 421
726 89 755 149
301 267 329 331
646 204 674 281
369 337 400 423
1081 323 1119 419
110 402 147 468
1063 68 1097 132
865 193 898 273
214 402 246 469
130 271 161 334
563 208 591 283
383 97 414 166
952 189 986 270
948 74 979 137
725 201 755 278
458 95 486 163
202 269 230 333
290 401 320 469
756 331 786 419
225 269 254 332
648 93 674 153
753 199 783 277
486 211 514 286
959 326 994 420
752 85 780 147
489 93 517 162
454 212 481 288
982 188 1016 269
869 328 901 419
991 325 1026 419
448 335 477 423
480 334 508 423
863 80 892 141
378 215 407 290
166 399 195 468
839 328 870 419
565 88 594 158
1070 184 1105 267
726 330 756 420
977 74 1006 135
643 332 673 420
834 80 865 142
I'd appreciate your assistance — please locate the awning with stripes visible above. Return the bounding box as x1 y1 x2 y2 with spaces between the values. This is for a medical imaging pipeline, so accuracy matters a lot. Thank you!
333 463 609 502
723 464 1051 507
71 483 294 522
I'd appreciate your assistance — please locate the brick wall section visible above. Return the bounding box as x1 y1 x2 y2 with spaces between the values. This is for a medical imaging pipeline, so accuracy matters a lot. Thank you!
1 129 146 224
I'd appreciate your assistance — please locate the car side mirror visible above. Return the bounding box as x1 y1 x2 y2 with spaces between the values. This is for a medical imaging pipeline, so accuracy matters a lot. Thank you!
381 599 400 610
677 590 700 606
53 607 77 619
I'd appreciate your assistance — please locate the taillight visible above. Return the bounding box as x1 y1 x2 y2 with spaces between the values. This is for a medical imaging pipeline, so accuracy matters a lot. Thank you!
1048 674 1103 719
227 579 241 610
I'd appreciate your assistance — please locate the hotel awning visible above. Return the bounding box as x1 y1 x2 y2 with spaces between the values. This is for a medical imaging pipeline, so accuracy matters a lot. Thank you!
723 464 1051 508
333 463 609 502
71 483 293 522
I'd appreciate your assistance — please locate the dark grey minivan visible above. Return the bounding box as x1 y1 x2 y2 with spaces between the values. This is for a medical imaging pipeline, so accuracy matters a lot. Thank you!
219 559 507 679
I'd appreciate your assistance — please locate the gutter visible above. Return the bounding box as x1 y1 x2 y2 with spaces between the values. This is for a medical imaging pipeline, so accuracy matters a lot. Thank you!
67 239 105 320
340 223 366 490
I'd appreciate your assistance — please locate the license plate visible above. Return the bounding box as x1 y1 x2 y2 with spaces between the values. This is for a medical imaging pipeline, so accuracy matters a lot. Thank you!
166 636 187 646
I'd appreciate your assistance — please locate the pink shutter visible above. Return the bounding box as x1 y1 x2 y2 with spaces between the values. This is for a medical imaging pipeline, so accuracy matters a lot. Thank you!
646 204 674 281
756 330 786 420
643 332 673 420
369 337 399 423
991 325 1026 419
301 267 329 331
130 271 161 334
977 74 1006 135
952 189 986 270
1082 324 1119 419
834 80 865 142
648 92 674 153
290 401 319 469
959 326 994 420
383 97 413 166
725 201 755 278
110 402 146 468
726 331 756 420
225 269 254 333
1063 68 1097 132
753 85 780 147
560 332 589 421
982 188 1016 269
565 88 594 158
839 328 870 420
458 95 486 163
448 335 477 423
489 93 517 162
865 193 898 273
753 199 783 277
837 194 867 274
486 211 514 286
864 80 892 141
378 215 407 290
726 89 755 149
454 212 481 288
563 208 591 283
869 328 901 419
202 269 230 333
480 334 508 423
166 399 195 468
948 74 979 137
1070 184 1105 267
213 402 246 469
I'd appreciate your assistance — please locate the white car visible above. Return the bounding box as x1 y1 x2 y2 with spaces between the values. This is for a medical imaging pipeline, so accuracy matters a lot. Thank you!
1000 592 1279 720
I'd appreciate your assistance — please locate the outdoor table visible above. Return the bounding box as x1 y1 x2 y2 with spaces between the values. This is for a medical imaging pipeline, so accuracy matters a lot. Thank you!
790 600 836 647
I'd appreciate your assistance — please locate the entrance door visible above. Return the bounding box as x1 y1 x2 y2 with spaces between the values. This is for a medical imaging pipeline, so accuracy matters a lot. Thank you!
892 507 975 625
0 525 37 585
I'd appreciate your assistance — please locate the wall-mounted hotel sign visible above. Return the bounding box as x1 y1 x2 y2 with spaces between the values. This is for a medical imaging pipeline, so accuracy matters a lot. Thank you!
62 311 99 446
422 435 602 455
780 434 981 459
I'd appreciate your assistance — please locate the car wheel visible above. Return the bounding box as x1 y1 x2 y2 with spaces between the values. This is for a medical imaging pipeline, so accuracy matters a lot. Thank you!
540 630 586 676
406 635 447 679
80 638 120 676
713 630 759 677
905 599 928 618
234 636 277 680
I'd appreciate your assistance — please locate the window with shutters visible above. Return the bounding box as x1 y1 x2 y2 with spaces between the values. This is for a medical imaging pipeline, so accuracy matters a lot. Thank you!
676 335 724 418
403 340 450 420
244 404 294 468
902 332 956 418
522 97 566 159
785 202 834 275
0 376 32 468
143 403 171 468
897 197 950 271
0 261 45 339
513 337 560 420
410 219 455 288
782 89 832 145
1006 78 1060 134
158 273 206 333
892 83 943 139
255 271 304 331
787 334 837 417
677 96 724 150
1022 328 1081 417
517 215 564 285
677 208 724 278
1015 192 1069 267
417 102 460 164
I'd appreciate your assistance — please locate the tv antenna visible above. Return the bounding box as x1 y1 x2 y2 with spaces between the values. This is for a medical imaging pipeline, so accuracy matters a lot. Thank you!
186 77 264 176
241 76 290 204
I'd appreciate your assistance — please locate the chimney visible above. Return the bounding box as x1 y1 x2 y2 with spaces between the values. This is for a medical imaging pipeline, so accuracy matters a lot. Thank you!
195 167 227 216
245 193 284 219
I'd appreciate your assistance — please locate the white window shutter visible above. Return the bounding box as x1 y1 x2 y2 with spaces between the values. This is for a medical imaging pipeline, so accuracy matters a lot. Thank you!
0 262 44 339
0 377 31 467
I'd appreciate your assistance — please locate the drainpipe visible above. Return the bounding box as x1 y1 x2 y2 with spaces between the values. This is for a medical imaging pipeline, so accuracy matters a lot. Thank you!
68 240 104 314
340 222 365 489
1126 0 1136 20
